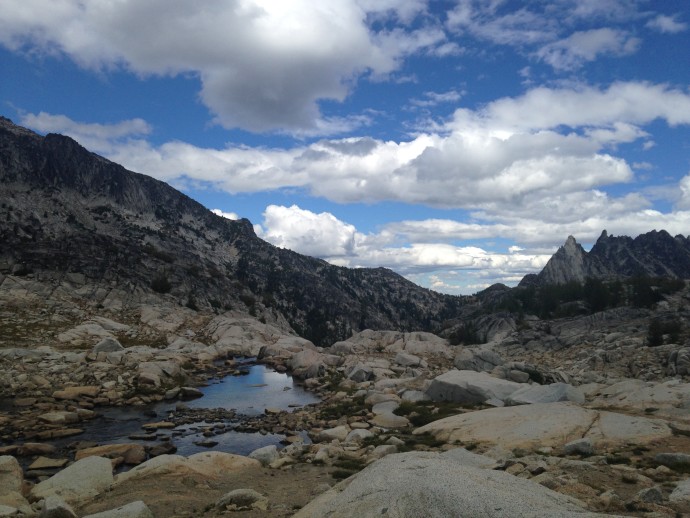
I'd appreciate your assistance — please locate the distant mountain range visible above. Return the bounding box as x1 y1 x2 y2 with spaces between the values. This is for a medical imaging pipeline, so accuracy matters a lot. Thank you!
521 230 690 287
4 116 690 347
0 117 463 346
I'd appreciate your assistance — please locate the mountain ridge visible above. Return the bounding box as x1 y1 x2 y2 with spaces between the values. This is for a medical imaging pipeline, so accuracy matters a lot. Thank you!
520 229 690 287
0 116 463 346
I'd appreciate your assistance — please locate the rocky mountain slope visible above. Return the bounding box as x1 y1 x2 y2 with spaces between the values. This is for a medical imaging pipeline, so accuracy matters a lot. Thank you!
522 230 690 286
0 117 463 346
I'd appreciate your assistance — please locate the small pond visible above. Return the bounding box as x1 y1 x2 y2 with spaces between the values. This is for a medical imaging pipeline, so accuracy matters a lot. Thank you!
51 362 320 457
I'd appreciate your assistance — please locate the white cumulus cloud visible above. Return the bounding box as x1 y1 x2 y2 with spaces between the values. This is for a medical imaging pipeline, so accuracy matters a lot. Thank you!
0 0 449 135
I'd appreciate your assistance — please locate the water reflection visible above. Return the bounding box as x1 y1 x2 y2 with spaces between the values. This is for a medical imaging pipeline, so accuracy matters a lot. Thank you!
187 364 319 415
48 363 319 458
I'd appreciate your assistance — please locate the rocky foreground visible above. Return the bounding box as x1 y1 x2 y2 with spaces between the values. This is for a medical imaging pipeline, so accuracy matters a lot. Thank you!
1 284 690 516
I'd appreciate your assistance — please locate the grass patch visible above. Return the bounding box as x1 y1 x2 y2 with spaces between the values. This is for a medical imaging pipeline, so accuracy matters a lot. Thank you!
393 400 467 427
403 432 445 450
333 458 367 471
318 396 366 420
331 469 356 480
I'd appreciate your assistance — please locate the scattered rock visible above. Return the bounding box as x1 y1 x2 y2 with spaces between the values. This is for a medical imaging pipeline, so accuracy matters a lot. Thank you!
93 338 124 354
454 348 503 372
39 494 77 518
81 501 154 518
28 457 69 470
0 457 23 496
75 444 146 465
426 370 523 406
248 445 280 467
563 438 594 457
669 478 690 508
505 383 585 406
654 452 690 471
636 486 663 504
30 456 114 506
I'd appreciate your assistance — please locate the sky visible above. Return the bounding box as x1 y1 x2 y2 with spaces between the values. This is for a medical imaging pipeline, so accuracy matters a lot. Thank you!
1 0 690 295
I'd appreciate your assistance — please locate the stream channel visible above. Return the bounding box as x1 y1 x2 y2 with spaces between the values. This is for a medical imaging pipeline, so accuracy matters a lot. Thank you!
51 359 321 458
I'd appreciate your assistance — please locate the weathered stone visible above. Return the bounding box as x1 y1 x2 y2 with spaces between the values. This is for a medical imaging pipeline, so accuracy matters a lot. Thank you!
345 429 374 444
0 492 32 517
35 428 84 440
563 438 594 456
179 387 203 399
347 365 374 383
113 452 260 485
636 486 663 504
52 386 100 400
81 501 153 518
28 456 69 470
415 402 671 451
248 445 280 467
654 452 690 471
0 456 23 495
454 348 504 372
670 478 690 507
288 349 325 379
426 370 522 405
368 413 409 429
668 347 690 376
40 494 77 518
394 352 425 368
505 383 585 406
369 444 397 460
294 451 618 517
93 338 124 353
0 505 20 517
18 443 57 456
75 444 146 465
318 426 350 442
142 421 175 430
30 456 114 506
38 412 80 425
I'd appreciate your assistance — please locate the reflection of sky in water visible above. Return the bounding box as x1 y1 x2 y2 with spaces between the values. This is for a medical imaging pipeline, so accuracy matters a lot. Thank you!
43 364 320 461
186 364 320 415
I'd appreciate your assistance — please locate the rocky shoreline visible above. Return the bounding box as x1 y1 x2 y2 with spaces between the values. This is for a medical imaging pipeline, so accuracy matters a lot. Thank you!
1 300 690 516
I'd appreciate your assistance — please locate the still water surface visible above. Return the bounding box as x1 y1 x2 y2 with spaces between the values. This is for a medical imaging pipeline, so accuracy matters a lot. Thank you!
54 363 320 457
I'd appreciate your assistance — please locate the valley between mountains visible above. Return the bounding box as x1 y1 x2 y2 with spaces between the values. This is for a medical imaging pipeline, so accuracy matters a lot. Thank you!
1 117 689 517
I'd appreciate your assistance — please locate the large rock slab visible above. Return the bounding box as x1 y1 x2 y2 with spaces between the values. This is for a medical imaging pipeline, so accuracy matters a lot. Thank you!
454 348 504 372
40 495 77 518
248 445 279 467
75 444 146 465
82 501 153 518
589 379 690 421
294 450 621 517
0 456 23 495
30 456 113 506
414 402 671 450
426 370 522 406
288 349 325 379
113 452 259 486
505 383 585 406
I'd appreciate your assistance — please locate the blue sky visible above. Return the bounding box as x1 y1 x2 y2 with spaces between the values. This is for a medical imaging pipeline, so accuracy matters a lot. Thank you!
2 0 690 294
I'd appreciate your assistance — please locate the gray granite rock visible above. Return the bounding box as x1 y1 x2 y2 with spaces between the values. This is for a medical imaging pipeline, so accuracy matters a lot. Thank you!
81 501 153 518
426 369 522 405
293 451 622 517
30 456 114 506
